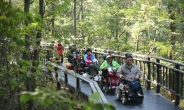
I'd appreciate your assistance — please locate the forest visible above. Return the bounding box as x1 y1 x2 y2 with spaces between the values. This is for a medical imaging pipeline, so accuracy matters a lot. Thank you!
0 0 184 109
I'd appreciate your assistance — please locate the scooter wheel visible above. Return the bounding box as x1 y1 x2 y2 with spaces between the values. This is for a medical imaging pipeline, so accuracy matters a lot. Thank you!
104 85 109 93
138 99 143 103
122 95 128 105
98 80 103 90
115 87 122 101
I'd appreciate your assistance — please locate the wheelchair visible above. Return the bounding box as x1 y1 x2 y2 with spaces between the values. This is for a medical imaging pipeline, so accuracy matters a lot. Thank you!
99 68 120 93
115 77 144 105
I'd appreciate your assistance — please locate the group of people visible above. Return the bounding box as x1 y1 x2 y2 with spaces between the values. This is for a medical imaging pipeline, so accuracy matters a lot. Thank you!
52 41 142 96
66 46 99 75
65 44 142 79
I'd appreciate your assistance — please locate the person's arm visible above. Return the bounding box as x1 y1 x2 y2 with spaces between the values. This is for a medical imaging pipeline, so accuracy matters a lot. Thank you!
84 54 86 61
113 61 120 69
116 65 124 78
135 66 142 80
91 54 96 60
84 54 88 62
100 61 107 70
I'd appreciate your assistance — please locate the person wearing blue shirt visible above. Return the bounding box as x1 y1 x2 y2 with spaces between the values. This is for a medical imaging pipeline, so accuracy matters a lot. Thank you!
83 48 97 66
83 48 99 76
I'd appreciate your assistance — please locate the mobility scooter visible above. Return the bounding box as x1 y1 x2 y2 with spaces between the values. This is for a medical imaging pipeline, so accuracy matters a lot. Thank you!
66 53 85 75
99 67 120 93
115 77 144 104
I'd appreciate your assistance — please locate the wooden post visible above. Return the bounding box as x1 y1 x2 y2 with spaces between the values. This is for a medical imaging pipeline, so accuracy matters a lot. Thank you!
174 64 180 106
156 59 160 93
147 57 151 90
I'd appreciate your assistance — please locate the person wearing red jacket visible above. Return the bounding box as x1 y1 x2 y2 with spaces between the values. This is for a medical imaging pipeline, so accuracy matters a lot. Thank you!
54 40 64 65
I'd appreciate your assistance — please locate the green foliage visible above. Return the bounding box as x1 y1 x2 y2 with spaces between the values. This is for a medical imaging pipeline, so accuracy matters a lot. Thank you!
154 42 170 57
21 89 115 110
21 87 76 107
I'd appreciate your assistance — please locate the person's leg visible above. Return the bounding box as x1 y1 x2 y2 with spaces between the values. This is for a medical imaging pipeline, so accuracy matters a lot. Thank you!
102 69 108 77
137 87 143 96
61 54 63 63
89 64 93 76
128 81 136 96
72 58 77 67
135 81 142 96
84 66 90 73
58 55 63 66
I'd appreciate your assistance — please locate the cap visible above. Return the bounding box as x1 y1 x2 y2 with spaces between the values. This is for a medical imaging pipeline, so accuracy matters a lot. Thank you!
106 55 114 59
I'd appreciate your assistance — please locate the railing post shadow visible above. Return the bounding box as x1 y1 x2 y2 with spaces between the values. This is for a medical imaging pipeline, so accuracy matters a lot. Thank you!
156 59 160 93
147 57 151 90
64 72 68 87
174 64 180 106
54 67 61 90
76 77 80 97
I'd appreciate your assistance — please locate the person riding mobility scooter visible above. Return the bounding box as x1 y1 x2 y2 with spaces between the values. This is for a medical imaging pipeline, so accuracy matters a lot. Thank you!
66 44 85 74
99 55 120 93
115 55 144 104
83 48 99 79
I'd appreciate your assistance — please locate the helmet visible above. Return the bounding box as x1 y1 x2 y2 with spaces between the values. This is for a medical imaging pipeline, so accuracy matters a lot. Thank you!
106 55 114 59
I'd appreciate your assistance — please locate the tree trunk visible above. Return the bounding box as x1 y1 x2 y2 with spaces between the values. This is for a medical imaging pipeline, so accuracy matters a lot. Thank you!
23 0 31 60
51 2 55 39
168 2 176 102
34 0 44 61
23 1 35 110
135 35 139 52
115 15 119 39
81 0 84 43
73 0 77 40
